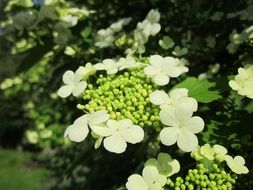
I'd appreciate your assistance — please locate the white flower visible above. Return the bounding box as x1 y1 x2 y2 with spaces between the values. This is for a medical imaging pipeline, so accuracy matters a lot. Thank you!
145 153 180 177
91 119 144 153
175 58 189 73
110 17 131 32
140 9 161 37
126 166 166 190
94 59 119 75
78 63 96 80
225 155 249 174
229 65 253 99
57 67 87 98
118 57 142 71
159 104 204 152
150 88 197 111
144 55 183 86
134 10 161 44
95 28 115 48
64 110 110 143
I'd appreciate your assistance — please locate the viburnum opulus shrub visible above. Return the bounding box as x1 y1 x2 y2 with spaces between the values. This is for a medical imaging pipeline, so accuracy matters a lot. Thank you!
55 9 250 189
1 0 253 189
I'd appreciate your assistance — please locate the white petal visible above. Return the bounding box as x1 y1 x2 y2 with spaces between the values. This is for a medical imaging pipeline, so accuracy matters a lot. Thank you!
103 135 127 153
74 115 89 126
57 85 73 98
159 127 178 146
142 166 159 185
107 67 118 75
169 88 188 101
155 174 167 186
234 156 246 165
153 73 170 86
64 124 89 142
177 129 198 152
107 119 119 129
89 110 110 126
229 80 240 90
91 125 113 137
175 104 194 124
150 23 161 36
144 65 158 76
149 55 163 68
126 174 148 190
63 70 75 85
159 108 178 127
180 98 198 112
183 116 204 134
72 81 87 96
118 119 133 128
74 66 86 82
122 125 144 144
170 159 180 176
150 90 170 105
162 59 182 77
93 63 105 70
213 144 227 155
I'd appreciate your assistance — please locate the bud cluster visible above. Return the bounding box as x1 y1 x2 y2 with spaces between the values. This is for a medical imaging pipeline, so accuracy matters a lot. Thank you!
82 70 160 127
167 163 237 190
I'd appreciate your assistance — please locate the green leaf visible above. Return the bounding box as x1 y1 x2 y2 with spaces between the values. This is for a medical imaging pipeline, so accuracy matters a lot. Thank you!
173 77 222 103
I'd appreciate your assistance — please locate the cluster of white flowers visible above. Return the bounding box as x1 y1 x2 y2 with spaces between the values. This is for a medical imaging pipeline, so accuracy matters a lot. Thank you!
133 9 161 53
150 88 204 152
191 144 249 175
126 153 179 190
95 18 131 48
64 110 144 153
144 55 188 86
229 64 253 99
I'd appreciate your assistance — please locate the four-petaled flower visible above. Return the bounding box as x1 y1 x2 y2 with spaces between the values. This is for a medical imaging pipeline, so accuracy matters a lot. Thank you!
64 110 110 142
144 55 182 86
94 59 119 75
225 155 249 174
91 119 144 153
126 166 167 190
159 104 204 152
57 67 87 98
145 153 180 177
150 88 197 111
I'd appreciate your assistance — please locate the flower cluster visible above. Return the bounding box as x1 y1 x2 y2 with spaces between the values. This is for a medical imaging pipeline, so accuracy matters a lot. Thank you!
229 64 253 99
57 53 200 154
